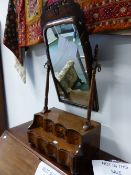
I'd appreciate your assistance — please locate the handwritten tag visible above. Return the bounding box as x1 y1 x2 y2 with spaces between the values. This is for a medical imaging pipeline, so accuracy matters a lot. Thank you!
35 161 61 175
92 160 131 175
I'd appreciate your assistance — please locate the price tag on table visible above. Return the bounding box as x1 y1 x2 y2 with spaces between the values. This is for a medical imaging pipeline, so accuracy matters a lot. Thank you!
92 160 131 175
35 161 61 175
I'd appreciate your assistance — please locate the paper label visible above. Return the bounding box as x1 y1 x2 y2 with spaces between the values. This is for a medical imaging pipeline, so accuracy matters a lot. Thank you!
35 161 61 175
92 160 131 175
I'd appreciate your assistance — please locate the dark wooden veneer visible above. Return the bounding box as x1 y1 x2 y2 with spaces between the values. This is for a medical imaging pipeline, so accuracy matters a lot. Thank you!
9 121 124 175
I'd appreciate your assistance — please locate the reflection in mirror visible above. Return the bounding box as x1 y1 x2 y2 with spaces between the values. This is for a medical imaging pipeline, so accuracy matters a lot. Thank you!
45 22 96 109
47 23 89 107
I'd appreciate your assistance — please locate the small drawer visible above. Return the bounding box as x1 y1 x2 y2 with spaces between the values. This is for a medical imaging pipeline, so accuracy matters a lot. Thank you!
27 131 37 147
54 123 66 138
43 119 54 133
57 149 70 168
37 138 48 155
66 129 81 145
47 142 58 160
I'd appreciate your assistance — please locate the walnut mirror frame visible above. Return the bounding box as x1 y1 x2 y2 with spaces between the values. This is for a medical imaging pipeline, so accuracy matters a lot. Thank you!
43 17 99 111
44 21 99 110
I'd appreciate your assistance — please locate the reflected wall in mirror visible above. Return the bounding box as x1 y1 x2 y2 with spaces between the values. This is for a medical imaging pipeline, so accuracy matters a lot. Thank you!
44 18 99 111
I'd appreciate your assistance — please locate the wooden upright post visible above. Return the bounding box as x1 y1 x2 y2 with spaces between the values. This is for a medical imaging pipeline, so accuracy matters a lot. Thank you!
42 61 51 114
83 45 101 130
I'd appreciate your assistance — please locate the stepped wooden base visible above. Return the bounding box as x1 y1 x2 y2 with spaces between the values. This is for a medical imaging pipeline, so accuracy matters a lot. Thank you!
27 108 101 174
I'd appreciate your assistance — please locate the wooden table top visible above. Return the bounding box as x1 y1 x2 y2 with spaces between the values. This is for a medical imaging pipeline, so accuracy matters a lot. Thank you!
0 131 40 175
8 121 122 175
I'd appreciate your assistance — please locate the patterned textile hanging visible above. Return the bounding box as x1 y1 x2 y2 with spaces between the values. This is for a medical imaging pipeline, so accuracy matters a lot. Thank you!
25 0 43 46
75 0 131 34
46 0 60 5
43 0 131 34
4 0 23 64
4 0 44 58
4 0 44 82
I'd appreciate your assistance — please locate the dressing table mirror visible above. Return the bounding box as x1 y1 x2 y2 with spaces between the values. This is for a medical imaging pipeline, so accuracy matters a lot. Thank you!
27 1 101 174
44 18 99 110
42 0 99 111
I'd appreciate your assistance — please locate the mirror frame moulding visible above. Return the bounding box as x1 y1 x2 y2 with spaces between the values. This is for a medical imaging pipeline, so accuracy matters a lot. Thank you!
43 17 99 112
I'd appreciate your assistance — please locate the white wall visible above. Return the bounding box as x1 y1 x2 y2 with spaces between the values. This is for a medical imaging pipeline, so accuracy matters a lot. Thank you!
1 1 131 163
